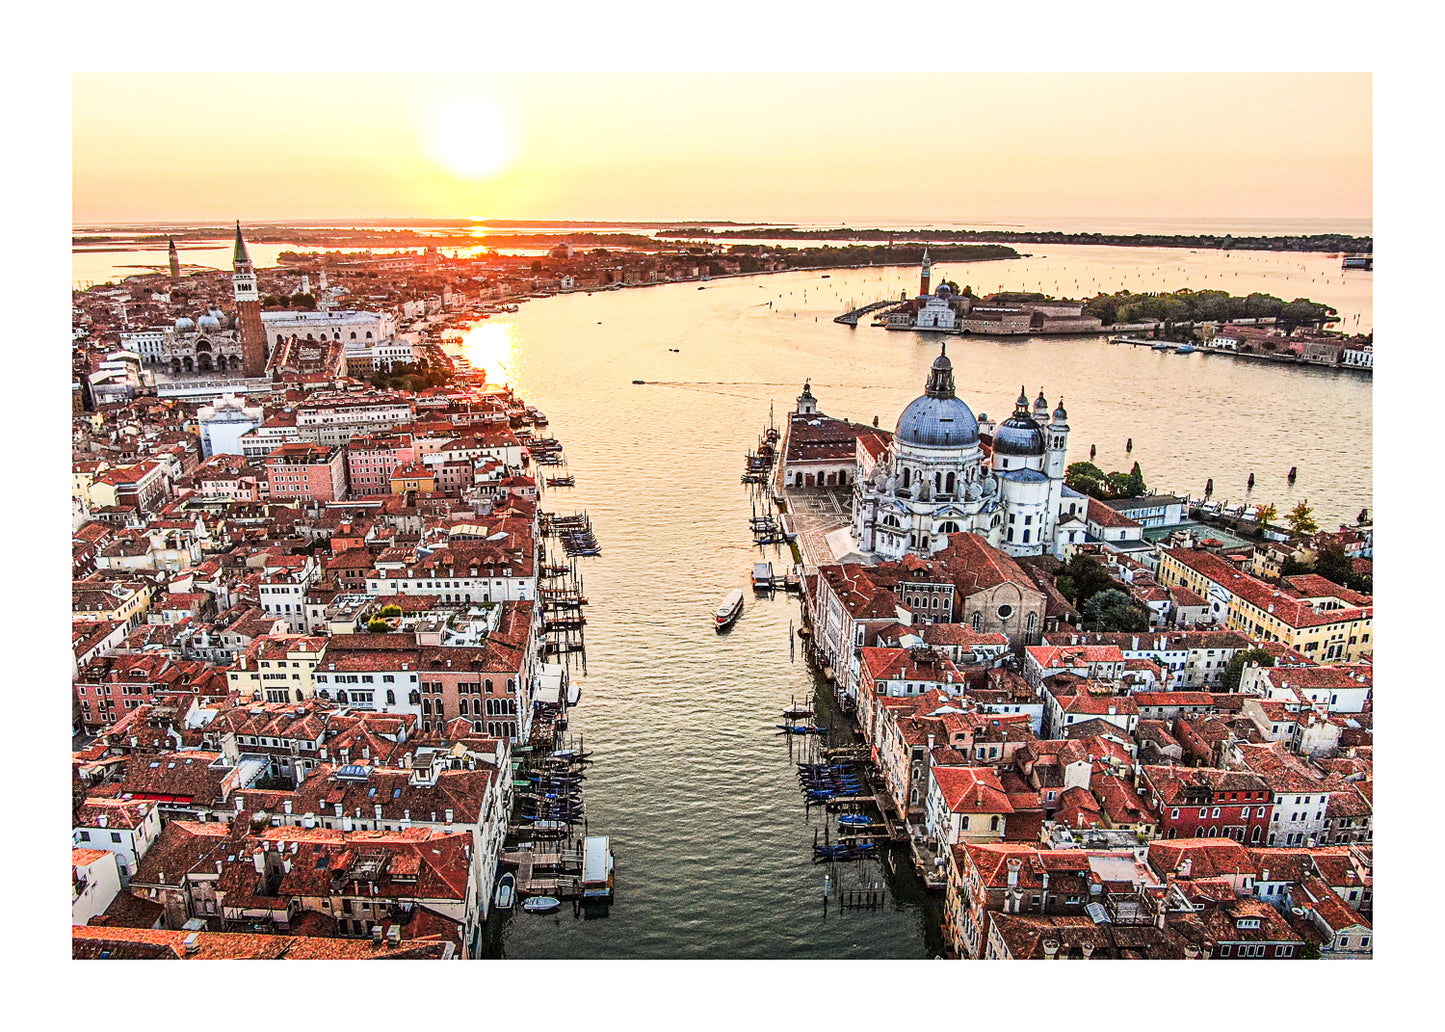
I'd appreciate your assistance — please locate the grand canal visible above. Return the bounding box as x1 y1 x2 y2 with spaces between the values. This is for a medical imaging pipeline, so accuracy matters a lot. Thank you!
445 255 1370 957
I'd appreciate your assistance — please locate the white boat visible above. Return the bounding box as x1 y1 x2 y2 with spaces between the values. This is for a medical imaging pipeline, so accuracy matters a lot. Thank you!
715 588 744 631
582 836 615 904
752 561 775 591
522 895 561 913
495 872 515 910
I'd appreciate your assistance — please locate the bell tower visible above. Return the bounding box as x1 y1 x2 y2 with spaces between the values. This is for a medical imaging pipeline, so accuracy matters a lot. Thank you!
168 236 181 285
232 222 268 377
919 246 932 298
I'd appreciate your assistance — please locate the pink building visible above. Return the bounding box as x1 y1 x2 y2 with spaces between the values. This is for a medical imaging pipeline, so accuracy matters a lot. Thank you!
264 443 347 503
346 433 415 497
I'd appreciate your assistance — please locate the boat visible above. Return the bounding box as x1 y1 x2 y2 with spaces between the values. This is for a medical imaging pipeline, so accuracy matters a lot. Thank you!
582 835 615 904
522 895 562 913
776 724 828 735
781 706 813 720
495 872 515 910
715 588 744 631
837 814 877 827
632 380 645 385
752 562 774 592
1175 343 1197 354
1342 254 1372 270
1151 341 1172 351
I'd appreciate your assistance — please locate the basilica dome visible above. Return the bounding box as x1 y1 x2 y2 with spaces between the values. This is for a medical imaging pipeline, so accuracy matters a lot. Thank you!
991 411 1046 457
895 346 980 448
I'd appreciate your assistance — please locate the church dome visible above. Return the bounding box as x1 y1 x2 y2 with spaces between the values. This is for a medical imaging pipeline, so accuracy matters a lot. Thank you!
174 317 195 331
197 314 220 329
992 412 1046 456
895 345 979 448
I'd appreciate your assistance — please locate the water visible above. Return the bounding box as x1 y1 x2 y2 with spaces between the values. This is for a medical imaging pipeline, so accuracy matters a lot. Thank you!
453 259 1369 958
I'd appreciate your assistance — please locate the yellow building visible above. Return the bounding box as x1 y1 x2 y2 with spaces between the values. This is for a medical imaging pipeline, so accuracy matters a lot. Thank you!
389 464 436 494
227 634 327 704
72 580 152 631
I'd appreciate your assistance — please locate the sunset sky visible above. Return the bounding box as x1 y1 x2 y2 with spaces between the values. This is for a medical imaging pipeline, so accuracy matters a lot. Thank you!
73 73 1371 227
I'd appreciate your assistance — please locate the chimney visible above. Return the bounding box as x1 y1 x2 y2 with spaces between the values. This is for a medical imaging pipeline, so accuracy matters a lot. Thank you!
283 800 292 815
98 814 109 829
1007 858 1022 888
1042 939 1060 959
1178 858 1193 878
1081 942 1095 959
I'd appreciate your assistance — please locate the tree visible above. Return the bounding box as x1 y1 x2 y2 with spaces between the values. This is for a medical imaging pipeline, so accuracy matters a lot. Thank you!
379 604 402 618
1083 589 1149 632
1285 501 1320 538
1222 648 1274 691
1256 503 1278 526
367 617 392 633
1065 461 1108 498
1056 554 1116 607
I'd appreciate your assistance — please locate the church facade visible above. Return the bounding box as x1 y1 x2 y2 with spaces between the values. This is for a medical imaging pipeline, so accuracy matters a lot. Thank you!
850 344 1086 561
127 224 270 378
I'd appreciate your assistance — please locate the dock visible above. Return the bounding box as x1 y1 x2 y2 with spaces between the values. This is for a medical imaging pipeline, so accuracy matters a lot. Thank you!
834 299 898 326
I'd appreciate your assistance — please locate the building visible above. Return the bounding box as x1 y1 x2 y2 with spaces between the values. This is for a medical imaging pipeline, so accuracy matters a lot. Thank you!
851 347 1071 560
197 394 265 457
263 443 348 503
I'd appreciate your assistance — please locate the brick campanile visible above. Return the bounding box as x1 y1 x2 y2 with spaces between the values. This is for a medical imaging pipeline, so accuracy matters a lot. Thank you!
232 222 268 377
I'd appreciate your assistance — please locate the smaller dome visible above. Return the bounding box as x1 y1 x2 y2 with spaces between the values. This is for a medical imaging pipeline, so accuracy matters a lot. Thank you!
197 314 220 328
993 413 1046 457
936 283 951 297
1052 398 1068 422
174 317 195 331
1016 386 1029 409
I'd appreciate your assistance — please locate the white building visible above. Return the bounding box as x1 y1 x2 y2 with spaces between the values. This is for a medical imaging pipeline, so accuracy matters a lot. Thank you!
852 345 1071 560
197 394 265 457
73 799 164 886
72 848 123 926
915 286 959 330
262 309 396 347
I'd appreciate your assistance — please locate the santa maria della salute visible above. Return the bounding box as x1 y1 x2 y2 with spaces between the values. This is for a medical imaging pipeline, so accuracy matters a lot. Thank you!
785 344 1089 563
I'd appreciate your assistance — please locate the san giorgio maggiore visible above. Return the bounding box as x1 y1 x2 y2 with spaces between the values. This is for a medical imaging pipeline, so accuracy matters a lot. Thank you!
786 344 1089 562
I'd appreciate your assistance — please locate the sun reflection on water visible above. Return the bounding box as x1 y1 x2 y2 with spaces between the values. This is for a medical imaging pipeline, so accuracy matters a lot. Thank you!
456 320 520 385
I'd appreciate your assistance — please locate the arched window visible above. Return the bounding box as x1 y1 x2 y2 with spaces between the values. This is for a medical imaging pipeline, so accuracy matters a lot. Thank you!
507 678 516 692
408 690 420 705
458 698 469 715
295 689 304 703
474 720 483 733
901 467 911 489
484 678 493 693
960 816 970 830
385 689 395 705
336 691 347 704
971 613 982 631
990 815 1001 832
350 332 357 340
422 698 431 715
1026 613 1037 636
945 472 956 494
365 331 373 339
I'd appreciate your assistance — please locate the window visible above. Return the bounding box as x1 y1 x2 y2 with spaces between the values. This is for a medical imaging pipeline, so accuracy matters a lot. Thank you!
111 832 122 843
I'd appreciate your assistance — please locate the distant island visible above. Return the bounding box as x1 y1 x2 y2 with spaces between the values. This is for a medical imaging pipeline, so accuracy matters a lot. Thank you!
655 226 1372 254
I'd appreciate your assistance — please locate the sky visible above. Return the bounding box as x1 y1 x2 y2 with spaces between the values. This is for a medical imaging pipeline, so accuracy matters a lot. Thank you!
72 73 1371 227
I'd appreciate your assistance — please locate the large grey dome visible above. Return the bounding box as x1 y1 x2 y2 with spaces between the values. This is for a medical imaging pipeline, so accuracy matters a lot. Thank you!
895 344 979 447
992 412 1046 456
897 394 980 447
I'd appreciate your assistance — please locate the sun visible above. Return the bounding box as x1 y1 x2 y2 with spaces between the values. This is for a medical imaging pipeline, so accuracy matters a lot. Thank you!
427 97 517 180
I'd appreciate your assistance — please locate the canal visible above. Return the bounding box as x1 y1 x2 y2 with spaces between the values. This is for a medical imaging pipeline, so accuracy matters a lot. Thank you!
454 256 1370 958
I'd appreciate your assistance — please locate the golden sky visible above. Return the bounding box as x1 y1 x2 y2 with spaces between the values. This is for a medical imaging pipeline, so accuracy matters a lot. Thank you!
72 73 1371 225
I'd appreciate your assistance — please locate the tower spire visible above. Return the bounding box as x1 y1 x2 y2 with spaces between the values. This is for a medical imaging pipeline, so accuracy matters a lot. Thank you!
233 221 251 265
168 236 180 284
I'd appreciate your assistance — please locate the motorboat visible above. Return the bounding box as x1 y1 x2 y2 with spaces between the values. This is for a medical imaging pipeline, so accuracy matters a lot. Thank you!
522 896 562 913
495 872 515 910
715 588 744 631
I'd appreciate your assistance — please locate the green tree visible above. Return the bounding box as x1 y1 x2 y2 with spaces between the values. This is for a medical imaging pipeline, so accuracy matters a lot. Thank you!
367 618 392 633
1285 501 1320 538
1065 461 1108 498
1222 648 1274 691
1256 503 1278 526
379 604 402 618
1056 554 1116 607
1082 589 1149 632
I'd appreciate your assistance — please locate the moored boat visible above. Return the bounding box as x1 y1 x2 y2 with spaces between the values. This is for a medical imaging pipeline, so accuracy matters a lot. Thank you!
495 872 515 910
715 588 744 631
522 895 562 913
